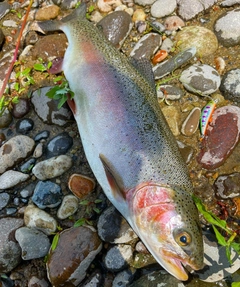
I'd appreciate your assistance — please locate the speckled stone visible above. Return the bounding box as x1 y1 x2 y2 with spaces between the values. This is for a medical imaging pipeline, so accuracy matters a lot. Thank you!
214 8 240 47
174 26 218 57
0 135 35 174
46 225 102 286
57 195 79 219
32 155 72 180
220 68 240 102
97 11 133 49
180 64 220 96
197 105 240 169
0 170 30 190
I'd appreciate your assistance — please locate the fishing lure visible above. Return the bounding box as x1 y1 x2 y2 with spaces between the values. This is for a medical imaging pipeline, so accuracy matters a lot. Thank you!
200 99 216 137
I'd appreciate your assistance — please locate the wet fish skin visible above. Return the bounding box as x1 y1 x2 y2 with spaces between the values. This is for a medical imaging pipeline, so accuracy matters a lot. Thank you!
55 4 204 281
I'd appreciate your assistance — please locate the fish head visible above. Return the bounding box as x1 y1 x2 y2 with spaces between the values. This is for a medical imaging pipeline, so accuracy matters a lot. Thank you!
128 182 204 281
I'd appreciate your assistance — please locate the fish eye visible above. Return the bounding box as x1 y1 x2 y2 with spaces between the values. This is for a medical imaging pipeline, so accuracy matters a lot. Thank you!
174 230 192 246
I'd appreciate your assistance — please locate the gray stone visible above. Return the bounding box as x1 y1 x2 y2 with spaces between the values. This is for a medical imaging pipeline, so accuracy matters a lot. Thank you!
214 8 240 47
0 192 10 210
31 87 72 126
15 227 51 260
112 268 136 287
0 217 23 273
150 0 177 18
220 68 240 102
104 245 133 272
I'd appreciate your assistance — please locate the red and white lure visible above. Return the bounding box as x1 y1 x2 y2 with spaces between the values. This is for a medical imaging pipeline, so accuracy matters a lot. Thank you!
199 99 216 138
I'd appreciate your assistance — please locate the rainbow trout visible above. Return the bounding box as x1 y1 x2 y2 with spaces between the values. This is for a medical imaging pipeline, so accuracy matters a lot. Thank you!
49 4 204 280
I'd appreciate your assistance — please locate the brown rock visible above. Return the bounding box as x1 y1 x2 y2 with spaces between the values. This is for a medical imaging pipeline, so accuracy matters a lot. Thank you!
197 105 240 170
35 5 60 21
46 225 102 286
68 174 96 199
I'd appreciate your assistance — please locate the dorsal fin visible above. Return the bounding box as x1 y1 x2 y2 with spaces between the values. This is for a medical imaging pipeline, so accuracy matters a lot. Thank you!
99 154 126 201
129 57 156 91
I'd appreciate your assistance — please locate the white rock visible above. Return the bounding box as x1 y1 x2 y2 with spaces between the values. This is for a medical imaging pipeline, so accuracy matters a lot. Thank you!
0 170 30 190
150 0 177 18
32 155 72 180
0 135 35 174
24 204 57 235
57 195 79 219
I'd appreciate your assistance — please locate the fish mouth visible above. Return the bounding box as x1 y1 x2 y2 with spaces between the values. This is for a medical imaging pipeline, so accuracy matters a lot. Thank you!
159 249 189 281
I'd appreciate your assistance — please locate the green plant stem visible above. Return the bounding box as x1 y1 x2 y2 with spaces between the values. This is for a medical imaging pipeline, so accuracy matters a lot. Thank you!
0 0 33 99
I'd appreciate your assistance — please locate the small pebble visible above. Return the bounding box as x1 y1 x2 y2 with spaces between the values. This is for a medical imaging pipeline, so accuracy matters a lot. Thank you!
152 50 168 65
0 192 10 210
46 132 73 158
32 180 62 209
15 227 51 260
19 158 36 173
132 8 146 22
34 130 50 142
213 173 240 199
32 155 72 180
179 63 221 96
181 107 201 136
112 268 136 287
164 16 185 31
0 170 30 190
162 105 180 136
11 98 30 118
35 5 60 21
57 194 79 219
16 118 34 134
104 245 133 272
157 84 184 101
0 108 12 128
24 204 57 235
33 142 43 158
68 173 96 198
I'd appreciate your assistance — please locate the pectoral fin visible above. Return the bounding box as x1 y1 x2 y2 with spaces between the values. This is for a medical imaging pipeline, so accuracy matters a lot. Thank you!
99 154 126 201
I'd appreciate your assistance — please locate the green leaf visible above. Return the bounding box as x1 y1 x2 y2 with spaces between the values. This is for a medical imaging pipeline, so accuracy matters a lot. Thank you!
232 282 240 287
212 225 227 247
51 233 60 251
74 218 86 227
80 200 89 206
12 96 19 104
47 61 52 70
14 82 19 91
22 67 31 76
33 63 46 72
93 207 100 214
57 94 68 109
94 199 102 204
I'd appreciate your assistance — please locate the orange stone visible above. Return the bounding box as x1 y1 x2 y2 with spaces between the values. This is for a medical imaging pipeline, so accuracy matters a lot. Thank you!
152 50 168 65
68 174 96 198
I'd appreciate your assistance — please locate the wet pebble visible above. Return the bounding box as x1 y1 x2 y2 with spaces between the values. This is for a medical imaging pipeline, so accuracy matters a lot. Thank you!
46 225 102 286
11 98 30 119
16 118 34 134
179 63 220 96
57 194 79 219
174 26 218 57
213 173 240 199
32 155 72 180
19 158 36 173
181 107 201 136
97 11 133 49
150 0 176 18
214 8 240 47
130 33 162 60
32 180 62 209
46 132 73 158
68 173 96 198
0 108 12 128
24 204 57 235
104 244 133 272
35 5 60 21
220 68 240 102
97 206 138 244
34 130 50 142
153 47 196 79
31 87 72 126
15 227 51 260
0 192 10 210
0 170 30 190
0 217 23 273
197 105 240 169
0 135 35 174
177 0 217 20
